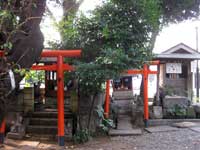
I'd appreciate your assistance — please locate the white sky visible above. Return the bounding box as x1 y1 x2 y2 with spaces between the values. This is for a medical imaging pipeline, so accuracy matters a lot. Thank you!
154 20 200 53
41 0 200 53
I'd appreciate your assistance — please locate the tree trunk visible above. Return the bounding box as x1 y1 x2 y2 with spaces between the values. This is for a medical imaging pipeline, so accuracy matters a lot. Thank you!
0 0 46 125
87 92 98 131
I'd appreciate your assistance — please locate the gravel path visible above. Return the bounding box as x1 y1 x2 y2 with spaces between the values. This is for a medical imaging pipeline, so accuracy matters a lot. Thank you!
2 128 200 150
74 128 200 150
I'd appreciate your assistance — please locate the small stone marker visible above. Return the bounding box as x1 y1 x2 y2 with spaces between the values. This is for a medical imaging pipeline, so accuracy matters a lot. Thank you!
145 125 179 133
153 106 163 119
172 122 197 128
7 132 24 140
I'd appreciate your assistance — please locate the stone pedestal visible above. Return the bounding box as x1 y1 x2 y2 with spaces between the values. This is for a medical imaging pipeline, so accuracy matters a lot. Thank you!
23 87 34 113
7 113 26 140
152 106 163 119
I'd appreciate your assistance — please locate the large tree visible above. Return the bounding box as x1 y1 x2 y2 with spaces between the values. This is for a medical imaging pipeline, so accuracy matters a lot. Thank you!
0 0 84 125
0 0 46 124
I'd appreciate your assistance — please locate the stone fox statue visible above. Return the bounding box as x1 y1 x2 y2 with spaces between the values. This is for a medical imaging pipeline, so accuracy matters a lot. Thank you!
0 0 46 125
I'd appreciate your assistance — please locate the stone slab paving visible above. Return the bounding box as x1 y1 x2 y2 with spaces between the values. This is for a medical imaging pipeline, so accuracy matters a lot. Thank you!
189 127 200 133
117 115 133 130
145 125 179 133
109 129 142 136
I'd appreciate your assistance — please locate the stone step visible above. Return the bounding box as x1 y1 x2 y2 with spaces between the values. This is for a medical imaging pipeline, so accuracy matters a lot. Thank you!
113 91 134 100
31 111 74 118
29 118 72 126
27 125 58 135
114 99 132 115
109 129 142 136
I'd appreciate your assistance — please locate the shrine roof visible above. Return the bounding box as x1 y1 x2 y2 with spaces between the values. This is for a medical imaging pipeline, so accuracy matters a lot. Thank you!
155 43 200 60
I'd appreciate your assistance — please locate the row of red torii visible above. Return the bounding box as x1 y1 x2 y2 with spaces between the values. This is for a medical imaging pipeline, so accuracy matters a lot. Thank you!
0 50 159 146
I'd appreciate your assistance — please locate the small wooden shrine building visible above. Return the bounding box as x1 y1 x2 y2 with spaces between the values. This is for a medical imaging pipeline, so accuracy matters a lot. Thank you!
155 43 200 99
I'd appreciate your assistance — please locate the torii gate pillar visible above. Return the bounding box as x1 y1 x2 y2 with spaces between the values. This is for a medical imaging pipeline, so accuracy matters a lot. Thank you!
0 119 5 144
57 55 65 145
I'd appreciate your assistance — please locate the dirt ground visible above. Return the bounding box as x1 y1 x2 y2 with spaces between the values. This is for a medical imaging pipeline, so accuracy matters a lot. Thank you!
1 127 200 150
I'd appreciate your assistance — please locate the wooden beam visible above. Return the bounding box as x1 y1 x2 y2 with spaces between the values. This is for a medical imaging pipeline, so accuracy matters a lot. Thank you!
41 50 81 57
32 64 74 71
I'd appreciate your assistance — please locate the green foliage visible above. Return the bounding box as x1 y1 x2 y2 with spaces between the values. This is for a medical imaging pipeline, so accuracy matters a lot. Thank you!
161 0 200 23
50 0 200 98
95 105 114 132
58 0 160 96
0 9 18 39
0 42 12 50
163 85 175 96
14 69 45 85
73 129 90 144
167 104 187 118
24 71 45 86
14 68 27 76
76 48 135 95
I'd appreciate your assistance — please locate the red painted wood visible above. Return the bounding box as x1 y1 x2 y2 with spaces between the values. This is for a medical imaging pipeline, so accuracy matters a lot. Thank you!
0 51 4 57
143 64 149 121
32 64 57 71
148 60 160 65
63 64 74 71
127 70 157 75
57 55 65 137
127 70 143 74
32 64 74 71
0 50 82 58
41 50 81 57
104 80 110 119
0 119 5 133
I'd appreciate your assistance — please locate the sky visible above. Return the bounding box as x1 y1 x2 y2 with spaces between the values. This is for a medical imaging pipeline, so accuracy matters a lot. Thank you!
154 20 200 53
41 0 200 53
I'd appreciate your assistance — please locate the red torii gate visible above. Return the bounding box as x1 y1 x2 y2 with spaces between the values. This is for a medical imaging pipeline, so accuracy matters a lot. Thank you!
0 50 81 146
0 51 5 145
104 61 159 127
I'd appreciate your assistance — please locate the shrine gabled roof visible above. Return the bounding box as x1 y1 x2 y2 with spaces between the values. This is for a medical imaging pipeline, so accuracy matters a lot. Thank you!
155 43 200 60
